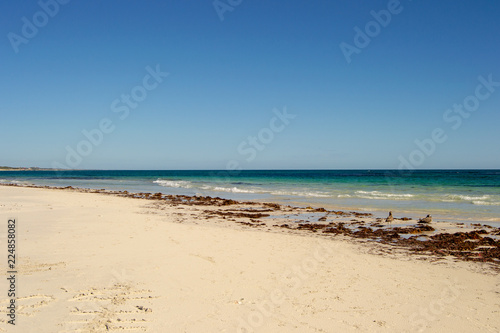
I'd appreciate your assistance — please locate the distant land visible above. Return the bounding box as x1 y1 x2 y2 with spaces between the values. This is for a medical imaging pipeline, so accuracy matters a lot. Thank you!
0 166 62 171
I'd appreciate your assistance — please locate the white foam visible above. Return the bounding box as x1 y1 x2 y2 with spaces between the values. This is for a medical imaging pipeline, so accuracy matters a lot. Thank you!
270 190 331 198
212 186 253 193
153 179 193 188
302 192 331 198
354 190 414 200
472 200 500 206
0 179 24 184
200 186 332 198
447 194 490 201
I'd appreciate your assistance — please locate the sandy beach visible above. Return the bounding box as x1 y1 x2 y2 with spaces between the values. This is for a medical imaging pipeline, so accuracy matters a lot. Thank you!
0 185 499 332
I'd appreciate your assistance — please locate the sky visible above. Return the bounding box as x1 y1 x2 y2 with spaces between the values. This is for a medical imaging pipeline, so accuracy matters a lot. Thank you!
1 0 499 170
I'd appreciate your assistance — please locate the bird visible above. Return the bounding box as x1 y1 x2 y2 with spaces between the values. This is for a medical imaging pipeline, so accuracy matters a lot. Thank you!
418 214 432 223
385 211 394 223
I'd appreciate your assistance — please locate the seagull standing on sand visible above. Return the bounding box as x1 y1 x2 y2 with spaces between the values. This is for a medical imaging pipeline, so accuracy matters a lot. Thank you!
418 214 432 223
385 211 394 223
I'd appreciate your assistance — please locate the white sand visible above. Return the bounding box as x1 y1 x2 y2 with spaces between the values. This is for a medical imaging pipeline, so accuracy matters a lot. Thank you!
0 186 499 332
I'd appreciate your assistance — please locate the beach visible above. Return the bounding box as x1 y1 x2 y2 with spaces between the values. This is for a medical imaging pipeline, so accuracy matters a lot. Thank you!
0 184 499 332
2 170 500 224
4 0 499 332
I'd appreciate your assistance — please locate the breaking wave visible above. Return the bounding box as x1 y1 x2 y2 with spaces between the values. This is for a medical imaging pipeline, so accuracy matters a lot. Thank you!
152 178 500 207
472 200 500 206
0 179 26 184
441 194 500 206
153 178 333 198
354 190 415 200
446 194 490 201
153 179 194 188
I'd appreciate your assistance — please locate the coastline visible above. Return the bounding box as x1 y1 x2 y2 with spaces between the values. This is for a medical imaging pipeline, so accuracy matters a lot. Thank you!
2 169 499 225
2 182 499 267
0 168 64 171
1 184 499 332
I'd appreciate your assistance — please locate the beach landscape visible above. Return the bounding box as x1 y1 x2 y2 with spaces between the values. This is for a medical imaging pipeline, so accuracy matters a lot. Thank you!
3 1 500 332
1 171 500 332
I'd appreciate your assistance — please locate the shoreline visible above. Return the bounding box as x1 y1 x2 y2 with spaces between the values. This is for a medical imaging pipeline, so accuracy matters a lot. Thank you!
3 188 500 228
2 182 499 269
1 184 499 332
255 196 500 226
3 178 500 225
2 169 499 224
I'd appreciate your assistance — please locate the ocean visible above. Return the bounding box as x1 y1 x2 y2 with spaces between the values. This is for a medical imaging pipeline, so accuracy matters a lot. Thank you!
1 170 500 223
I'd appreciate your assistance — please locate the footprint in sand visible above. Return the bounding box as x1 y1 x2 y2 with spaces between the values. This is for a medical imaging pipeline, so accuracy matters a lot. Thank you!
61 283 158 332
14 258 66 275
0 294 55 318
0 294 56 330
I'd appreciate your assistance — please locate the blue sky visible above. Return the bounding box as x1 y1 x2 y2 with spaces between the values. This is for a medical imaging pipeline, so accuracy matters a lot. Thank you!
1 0 499 170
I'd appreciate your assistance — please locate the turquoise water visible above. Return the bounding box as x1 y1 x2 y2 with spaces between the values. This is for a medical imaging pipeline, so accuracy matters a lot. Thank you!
1 170 499 222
